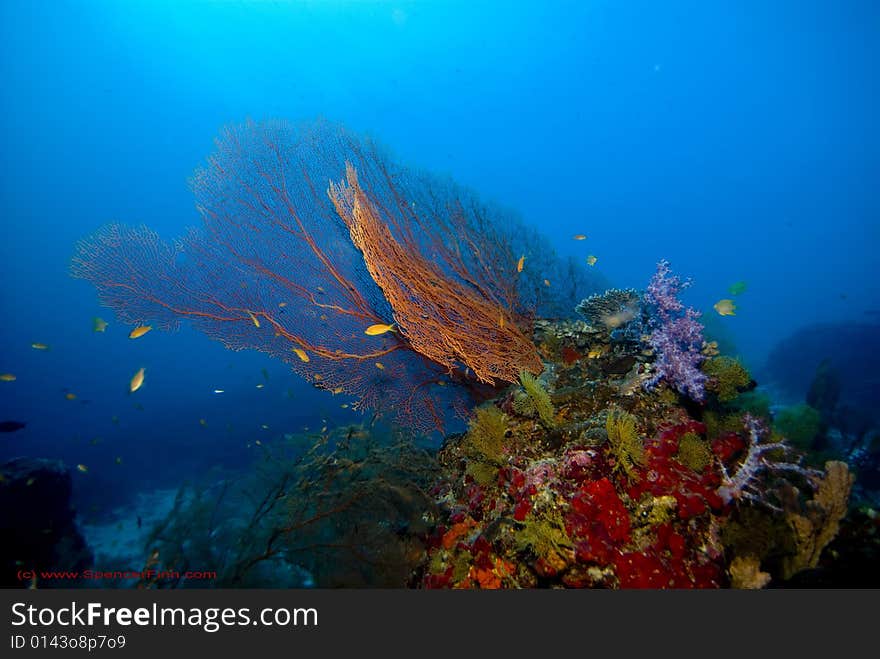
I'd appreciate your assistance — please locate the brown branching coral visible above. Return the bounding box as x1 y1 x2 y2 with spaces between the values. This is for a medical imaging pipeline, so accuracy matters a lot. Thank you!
783 460 853 579
328 164 543 386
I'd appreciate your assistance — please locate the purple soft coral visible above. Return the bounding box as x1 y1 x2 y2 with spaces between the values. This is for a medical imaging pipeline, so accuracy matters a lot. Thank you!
717 414 820 509
643 260 707 400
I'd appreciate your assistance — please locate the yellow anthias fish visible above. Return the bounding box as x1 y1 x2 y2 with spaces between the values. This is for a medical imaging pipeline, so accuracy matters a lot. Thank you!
130 367 146 393
714 299 736 316
586 255 598 267
65 392 77 401
544 279 551 287
364 323 395 336
0 374 15 382
93 317 108 332
375 362 385 370
572 234 587 241
516 255 525 273
293 348 310 363
128 325 152 339
76 464 88 473
31 343 49 350
498 314 505 329
246 311 260 328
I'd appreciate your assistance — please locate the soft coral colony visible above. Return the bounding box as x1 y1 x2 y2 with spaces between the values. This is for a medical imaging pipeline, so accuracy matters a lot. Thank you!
72 120 853 588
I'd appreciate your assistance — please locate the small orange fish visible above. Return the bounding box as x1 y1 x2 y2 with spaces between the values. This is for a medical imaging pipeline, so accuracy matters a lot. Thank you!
246 311 260 328
516 255 525 273
31 343 49 350
375 362 385 370
65 392 77 400
0 374 16 382
76 464 88 473
129 367 146 393
293 348 309 362
544 279 551 287
586 255 598 267
364 323 395 336
499 314 505 329
573 234 587 241
278 302 287 308
128 326 152 339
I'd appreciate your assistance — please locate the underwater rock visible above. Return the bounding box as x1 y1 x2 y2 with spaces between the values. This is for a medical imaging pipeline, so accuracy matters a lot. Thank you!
762 323 880 424
0 457 93 588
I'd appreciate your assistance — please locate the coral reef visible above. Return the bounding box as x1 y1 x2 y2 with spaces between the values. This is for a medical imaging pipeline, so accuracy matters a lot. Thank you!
417 317 852 589
112 282 865 590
